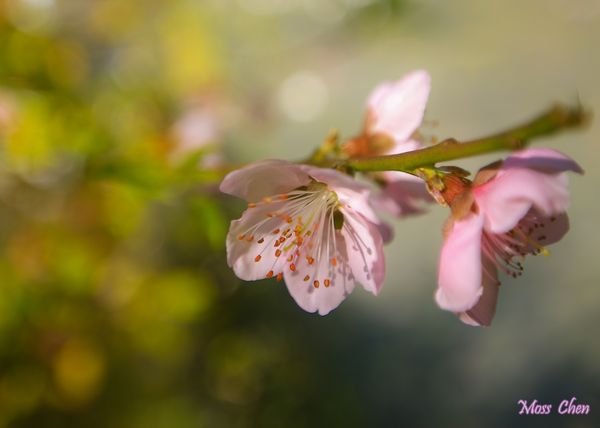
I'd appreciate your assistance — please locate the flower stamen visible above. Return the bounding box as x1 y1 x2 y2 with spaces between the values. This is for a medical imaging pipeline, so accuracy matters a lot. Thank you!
234 180 343 283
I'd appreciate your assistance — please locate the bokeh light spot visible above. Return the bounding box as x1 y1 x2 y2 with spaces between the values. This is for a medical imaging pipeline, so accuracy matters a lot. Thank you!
278 70 329 122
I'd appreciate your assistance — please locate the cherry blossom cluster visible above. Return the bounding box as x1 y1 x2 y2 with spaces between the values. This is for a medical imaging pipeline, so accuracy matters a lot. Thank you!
220 71 583 325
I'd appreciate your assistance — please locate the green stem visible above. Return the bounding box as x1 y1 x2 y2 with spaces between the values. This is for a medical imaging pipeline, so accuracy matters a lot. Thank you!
344 103 588 173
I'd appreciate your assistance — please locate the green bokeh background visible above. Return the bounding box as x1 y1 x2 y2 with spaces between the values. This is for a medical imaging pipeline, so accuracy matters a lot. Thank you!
0 0 599 427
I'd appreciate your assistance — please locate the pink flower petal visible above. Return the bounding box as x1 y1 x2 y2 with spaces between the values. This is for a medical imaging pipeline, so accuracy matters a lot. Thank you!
384 138 423 156
537 212 570 245
340 209 385 295
435 213 485 312
338 187 380 226
223 160 387 315
514 211 570 255
226 203 291 281
301 164 373 196
374 174 433 217
220 160 311 202
375 140 433 218
305 165 392 235
374 220 394 244
367 70 431 143
502 148 584 175
458 253 500 326
284 230 355 316
474 169 571 234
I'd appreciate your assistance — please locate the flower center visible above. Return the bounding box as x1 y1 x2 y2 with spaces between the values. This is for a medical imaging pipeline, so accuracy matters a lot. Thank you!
238 180 341 285
481 211 554 280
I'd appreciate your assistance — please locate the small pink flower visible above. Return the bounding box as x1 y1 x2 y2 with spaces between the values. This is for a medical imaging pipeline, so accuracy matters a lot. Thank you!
366 70 431 146
170 95 224 168
221 160 386 315
348 70 433 216
435 148 583 326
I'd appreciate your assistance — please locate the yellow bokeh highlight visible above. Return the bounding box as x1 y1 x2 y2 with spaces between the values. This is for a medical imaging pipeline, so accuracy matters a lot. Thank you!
4 94 54 173
52 338 106 408
158 5 224 96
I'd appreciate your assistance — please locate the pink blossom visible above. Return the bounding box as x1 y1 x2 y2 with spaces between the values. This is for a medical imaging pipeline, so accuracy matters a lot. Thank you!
435 148 583 326
173 106 217 149
170 95 224 168
348 70 433 216
221 160 386 315
366 70 431 145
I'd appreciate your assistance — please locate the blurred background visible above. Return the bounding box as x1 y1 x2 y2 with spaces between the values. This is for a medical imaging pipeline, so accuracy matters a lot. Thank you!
0 0 599 426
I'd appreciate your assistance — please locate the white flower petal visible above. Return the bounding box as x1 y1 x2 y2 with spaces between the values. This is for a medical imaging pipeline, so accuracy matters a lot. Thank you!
284 229 355 316
220 159 311 202
226 202 297 281
340 209 385 295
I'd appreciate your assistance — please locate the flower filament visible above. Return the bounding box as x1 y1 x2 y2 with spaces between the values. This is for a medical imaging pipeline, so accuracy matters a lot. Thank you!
238 180 343 287
482 211 552 280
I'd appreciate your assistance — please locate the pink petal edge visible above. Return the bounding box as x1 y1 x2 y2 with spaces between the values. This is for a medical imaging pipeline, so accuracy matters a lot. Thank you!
435 213 485 312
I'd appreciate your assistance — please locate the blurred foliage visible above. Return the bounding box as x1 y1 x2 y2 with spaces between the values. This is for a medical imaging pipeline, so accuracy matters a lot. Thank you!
0 0 236 425
0 0 425 426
